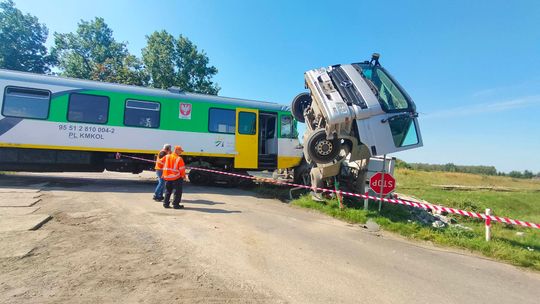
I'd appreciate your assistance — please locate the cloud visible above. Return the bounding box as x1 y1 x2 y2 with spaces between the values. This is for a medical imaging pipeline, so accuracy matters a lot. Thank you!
423 95 540 119
471 80 540 98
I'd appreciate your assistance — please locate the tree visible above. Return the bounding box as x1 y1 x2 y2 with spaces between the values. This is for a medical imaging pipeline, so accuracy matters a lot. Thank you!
142 30 219 94
0 0 54 73
508 171 523 179
52 17 148 85
522 170 534 179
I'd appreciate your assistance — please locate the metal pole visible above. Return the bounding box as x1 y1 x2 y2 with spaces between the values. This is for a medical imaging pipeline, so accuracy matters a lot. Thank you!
363 192 369 210
485 208 492 241
378 155 386 212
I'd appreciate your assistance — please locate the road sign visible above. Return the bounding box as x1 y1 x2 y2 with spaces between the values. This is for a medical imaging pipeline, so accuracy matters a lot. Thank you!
369 172 395 195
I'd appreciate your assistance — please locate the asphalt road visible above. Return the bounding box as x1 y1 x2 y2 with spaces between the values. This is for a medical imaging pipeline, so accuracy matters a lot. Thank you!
1 171 539 304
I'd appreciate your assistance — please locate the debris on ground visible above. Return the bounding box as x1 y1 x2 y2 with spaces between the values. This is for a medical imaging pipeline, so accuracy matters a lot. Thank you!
365 219 380 232
397 194 472 230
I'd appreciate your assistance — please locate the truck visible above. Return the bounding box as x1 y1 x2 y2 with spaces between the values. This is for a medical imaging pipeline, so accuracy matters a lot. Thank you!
291 54 423 193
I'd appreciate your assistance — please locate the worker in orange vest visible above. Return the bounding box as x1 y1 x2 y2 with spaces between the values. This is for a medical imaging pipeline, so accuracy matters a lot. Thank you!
162 145 186 209
153 144 172 201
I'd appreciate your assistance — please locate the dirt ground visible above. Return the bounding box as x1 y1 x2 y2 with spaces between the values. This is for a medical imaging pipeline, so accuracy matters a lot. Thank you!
1 171 539 304
0 172 279 304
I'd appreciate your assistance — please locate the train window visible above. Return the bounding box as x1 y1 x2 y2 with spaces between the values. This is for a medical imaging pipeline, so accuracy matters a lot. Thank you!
280 115 293 138
2 87 50 119
68 93 109 124
124 100 160 128
238 112 256 135
208 108 235 134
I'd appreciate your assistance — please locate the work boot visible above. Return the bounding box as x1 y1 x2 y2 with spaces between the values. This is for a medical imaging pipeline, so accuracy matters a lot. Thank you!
173 205 184 209
163 204 171 209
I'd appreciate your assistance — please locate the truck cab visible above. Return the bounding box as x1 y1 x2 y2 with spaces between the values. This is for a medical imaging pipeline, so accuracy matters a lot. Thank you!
292 53 422 165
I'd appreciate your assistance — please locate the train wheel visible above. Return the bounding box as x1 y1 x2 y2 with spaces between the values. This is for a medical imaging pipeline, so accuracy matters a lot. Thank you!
291 92 311 123
188 170 207 185
306 129 341 164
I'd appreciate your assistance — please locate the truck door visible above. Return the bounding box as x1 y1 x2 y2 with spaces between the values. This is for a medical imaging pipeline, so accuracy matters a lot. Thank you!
234 108 259 169
356 113 422 156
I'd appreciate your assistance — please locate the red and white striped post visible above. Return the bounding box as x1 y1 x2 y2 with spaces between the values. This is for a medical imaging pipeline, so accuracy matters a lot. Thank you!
485 208 492 241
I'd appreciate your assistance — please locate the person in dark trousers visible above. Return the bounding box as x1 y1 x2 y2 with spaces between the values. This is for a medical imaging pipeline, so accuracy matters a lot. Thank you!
162 145 186 209
153 144 171 201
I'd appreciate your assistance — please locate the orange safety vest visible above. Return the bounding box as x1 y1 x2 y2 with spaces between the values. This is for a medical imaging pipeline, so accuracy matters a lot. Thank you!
162 153 186 181
154 150 167 170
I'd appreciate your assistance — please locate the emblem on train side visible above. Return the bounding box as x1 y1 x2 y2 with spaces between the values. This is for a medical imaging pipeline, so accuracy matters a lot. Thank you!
179 103 192 119
215 137 225 147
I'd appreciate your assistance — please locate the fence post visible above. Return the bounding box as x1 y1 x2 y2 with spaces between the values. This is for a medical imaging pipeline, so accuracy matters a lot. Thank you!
485 208 492 242
334 178 343 210
363 192 369 210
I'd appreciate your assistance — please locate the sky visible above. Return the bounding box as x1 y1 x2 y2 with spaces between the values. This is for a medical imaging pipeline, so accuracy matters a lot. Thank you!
12 0 540 172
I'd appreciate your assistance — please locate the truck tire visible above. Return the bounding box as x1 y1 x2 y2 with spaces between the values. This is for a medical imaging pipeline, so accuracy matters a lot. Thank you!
291 92 311 123
306 129 341 164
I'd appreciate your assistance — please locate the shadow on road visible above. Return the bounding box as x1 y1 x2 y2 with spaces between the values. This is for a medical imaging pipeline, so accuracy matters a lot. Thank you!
184 206 241 214
182 199 225 206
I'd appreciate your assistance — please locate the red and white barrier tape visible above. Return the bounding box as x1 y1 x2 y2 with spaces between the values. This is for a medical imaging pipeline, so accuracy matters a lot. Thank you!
118 153 540 230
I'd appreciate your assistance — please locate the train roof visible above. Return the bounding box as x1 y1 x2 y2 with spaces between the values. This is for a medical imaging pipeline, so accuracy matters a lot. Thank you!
0 69 290 112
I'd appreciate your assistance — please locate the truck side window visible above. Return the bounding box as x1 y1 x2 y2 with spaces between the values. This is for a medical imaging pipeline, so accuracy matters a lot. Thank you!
389 116 419 147
2 87 50 119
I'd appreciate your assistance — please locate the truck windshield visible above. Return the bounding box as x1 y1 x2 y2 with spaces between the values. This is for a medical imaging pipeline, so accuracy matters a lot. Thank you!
354 64 413 113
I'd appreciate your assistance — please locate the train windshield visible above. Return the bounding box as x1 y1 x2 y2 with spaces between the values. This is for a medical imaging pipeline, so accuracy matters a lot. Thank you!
354 63 414 113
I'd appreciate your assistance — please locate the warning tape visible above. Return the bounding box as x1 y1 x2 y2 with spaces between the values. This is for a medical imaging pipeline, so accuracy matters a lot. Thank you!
118 153 540 230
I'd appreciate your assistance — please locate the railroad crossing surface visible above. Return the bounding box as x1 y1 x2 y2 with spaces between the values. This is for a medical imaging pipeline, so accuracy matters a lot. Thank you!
0 171 539 304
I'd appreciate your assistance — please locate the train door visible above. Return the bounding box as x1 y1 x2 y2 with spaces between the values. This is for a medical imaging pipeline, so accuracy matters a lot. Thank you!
234 108 259 169
258 112 278 169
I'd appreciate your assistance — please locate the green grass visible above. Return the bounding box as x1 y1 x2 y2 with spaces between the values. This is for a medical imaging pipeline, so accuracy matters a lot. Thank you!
289 169 540 271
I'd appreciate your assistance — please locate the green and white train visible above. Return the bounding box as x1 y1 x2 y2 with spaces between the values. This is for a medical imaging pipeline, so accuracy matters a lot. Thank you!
0 69 303 183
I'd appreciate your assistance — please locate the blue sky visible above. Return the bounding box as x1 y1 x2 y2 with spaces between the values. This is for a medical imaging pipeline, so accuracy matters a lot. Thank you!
12 0 540 172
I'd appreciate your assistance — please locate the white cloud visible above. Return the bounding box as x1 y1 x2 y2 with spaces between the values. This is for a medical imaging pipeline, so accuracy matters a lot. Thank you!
471 80 540 98
423 95 540 119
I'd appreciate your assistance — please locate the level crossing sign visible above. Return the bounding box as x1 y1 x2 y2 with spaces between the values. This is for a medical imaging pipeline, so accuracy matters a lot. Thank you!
369 172 396 196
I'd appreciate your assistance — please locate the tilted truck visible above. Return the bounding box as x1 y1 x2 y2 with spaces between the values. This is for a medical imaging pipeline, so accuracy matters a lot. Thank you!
291 54 423 193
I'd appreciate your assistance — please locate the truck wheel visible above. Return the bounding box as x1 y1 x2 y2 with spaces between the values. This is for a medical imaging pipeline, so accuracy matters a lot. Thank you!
306 129 341 164
291 92 311 123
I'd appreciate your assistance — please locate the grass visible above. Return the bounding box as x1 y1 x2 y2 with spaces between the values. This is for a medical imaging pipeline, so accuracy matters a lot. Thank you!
289 169 540 271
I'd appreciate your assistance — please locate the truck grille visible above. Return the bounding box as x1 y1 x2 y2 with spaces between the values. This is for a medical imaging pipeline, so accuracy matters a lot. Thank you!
328 66 367 109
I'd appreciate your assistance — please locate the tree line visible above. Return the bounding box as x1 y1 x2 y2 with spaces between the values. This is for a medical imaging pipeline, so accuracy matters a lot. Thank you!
396 160 540 179
0 0 219 94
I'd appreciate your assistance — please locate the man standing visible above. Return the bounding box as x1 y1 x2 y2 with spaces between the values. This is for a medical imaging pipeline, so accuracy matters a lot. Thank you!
153 144 172 201
162 146 186 209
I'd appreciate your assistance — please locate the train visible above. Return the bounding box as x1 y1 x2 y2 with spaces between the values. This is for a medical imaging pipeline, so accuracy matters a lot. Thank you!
0 69 304 185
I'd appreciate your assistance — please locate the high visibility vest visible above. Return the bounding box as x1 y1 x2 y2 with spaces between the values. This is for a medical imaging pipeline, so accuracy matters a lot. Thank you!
154 150 167 170
162 153 186 181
